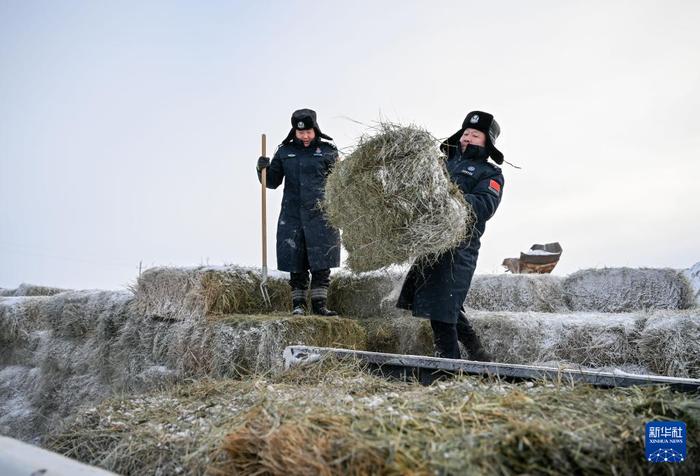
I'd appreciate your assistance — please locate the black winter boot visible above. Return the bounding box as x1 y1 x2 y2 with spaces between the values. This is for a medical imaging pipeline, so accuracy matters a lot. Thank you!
291 289 307 316
292 299 306 316
310 287 337 316
457 311 493 362
311 299 337 316
461 333 492 362
430 320 461 359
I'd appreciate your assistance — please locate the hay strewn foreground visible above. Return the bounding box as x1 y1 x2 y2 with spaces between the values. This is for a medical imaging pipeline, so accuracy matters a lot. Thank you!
323 123 474 272
48 360 700 476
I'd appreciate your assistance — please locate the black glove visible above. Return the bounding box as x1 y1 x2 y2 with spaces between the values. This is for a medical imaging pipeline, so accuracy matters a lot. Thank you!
257 156 270 171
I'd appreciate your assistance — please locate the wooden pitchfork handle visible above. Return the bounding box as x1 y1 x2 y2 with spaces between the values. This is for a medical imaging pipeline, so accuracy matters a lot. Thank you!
260 133 271 308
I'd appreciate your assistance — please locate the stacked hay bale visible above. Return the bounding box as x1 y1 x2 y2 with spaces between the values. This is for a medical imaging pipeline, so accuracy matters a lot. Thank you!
327 269 406 318
331 267 699 377
323 123 474 272
3 263 699 452
132 266 291 319
638 310 700 377
563 267 693 312
466 274 567 312
683 261 700 307
0 283 68 297
0 276 366 443
0 291 134 441
469 311 645 369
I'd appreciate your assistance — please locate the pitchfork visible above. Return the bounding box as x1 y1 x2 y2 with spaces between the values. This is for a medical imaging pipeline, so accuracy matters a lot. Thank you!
259 133 272 308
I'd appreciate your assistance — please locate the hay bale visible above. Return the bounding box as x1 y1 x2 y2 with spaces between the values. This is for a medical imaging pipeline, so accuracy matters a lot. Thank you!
469 311 680 377
563 267 693 312
360 316 433 355
323 123 474 272
684 261 700 307
0 284 69 297
327 269 406 318
210 315 366 374
466 274 567 312
132 266 291 320
638 310 700 378
470 309 700 377
0 291 134 441
0 297 35 345
14 283 69 296
47 362 700 476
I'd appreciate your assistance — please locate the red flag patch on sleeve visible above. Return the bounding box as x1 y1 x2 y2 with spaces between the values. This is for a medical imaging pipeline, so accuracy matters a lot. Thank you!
488 179 501 195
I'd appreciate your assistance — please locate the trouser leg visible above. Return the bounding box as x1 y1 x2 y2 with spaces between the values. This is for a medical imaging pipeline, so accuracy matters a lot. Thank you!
310 268 331 289
430 320 461 359
289 270 310 292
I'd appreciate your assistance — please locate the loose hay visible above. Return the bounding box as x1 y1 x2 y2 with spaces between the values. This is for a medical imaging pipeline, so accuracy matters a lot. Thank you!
47 360 700 476
323 123 474 272
563 267 693 312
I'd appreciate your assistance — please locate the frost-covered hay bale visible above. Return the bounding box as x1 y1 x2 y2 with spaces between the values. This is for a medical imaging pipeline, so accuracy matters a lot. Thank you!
12 283 69 296
0 296 44 345
470 311 649 371
323 123 474 272
1 291 129 359
360 316 433 355
211 315 367 374
466 274 567 312
0 365 44 439
563 267 693 312
0 290 135 441
547 313 644 368
469 311 561 364
132 266 290 320
638 310 700 378
684 261 700 307
89 310 366 386
328 269 406 318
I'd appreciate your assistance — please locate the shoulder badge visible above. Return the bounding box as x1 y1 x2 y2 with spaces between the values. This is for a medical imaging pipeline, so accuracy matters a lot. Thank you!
488 179 501 195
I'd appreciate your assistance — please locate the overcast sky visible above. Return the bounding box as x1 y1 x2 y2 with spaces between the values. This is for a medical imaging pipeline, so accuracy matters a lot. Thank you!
1 0 699 290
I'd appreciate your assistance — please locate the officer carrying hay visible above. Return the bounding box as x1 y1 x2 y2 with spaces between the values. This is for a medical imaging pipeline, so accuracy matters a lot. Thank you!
256 109 340 316
397 111 505 361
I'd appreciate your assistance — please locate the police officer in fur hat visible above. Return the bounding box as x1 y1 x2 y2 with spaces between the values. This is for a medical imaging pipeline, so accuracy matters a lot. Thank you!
256 109 340 316
397 111 505 360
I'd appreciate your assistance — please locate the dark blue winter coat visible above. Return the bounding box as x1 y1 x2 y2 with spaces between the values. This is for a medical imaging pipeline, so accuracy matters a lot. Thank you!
396 145 504 323
257 137 341 273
